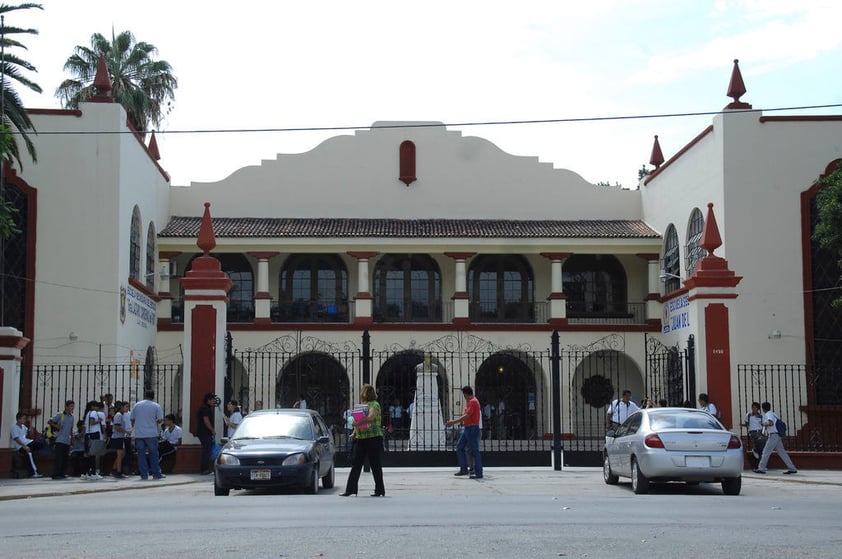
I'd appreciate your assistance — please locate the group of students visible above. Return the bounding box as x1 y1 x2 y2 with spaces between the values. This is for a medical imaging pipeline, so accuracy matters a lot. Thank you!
10 392 183 481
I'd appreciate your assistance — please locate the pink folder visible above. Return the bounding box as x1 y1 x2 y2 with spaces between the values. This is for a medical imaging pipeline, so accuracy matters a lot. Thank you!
352 410 369 429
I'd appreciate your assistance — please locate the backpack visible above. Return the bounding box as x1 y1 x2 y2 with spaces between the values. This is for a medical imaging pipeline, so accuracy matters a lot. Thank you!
775 418 787 437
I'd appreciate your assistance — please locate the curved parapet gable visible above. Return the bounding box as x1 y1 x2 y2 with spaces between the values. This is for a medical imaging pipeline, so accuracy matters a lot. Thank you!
170 121 641 221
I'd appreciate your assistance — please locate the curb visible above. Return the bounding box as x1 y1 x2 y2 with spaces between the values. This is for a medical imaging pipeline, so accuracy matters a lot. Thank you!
0 478 204 502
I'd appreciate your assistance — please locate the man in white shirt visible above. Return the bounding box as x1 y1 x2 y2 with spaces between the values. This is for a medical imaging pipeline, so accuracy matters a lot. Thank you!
754 401 797 475
10 412 44 478
606 390 640 429
132 389 164 480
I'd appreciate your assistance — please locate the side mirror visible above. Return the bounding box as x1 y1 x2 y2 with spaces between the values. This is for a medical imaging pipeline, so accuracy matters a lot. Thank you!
605 429 616 438
220 437 229 445
317 435 331 444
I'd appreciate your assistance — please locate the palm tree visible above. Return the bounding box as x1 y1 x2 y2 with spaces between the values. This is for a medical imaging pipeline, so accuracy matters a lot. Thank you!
0 2 44 167
55 29 176 135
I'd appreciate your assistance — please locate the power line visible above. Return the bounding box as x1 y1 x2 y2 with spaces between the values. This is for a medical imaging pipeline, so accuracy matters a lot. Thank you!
18 102 842 137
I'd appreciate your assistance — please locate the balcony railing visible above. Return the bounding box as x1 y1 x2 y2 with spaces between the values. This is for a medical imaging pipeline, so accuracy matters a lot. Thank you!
566 301 646 325
270 301 350 323
168 298 646 325
469 301 548 323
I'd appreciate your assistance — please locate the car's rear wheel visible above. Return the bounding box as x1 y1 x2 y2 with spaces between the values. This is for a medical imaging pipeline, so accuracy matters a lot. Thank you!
214 480 230 496
603 454 619 485
306 464 319 494
322 464 335 489
722 476 742 496
631 458 649 494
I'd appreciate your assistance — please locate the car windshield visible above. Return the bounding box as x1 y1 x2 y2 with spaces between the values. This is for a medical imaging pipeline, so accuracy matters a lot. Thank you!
648 410 723 431
232 414 313 441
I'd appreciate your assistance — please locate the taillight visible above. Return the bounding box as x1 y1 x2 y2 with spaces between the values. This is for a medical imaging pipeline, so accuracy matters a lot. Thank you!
644 434 665 448
727 435 742 449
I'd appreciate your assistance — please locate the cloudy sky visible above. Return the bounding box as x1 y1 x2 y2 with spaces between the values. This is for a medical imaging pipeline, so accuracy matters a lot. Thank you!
9 0 842 188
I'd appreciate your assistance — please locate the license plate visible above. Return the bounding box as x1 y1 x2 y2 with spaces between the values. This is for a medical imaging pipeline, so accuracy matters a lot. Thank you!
686 456 709 468
250 469 271 480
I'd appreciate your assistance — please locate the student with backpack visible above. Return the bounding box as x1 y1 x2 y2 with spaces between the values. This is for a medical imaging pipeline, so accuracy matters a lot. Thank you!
753 401 797 475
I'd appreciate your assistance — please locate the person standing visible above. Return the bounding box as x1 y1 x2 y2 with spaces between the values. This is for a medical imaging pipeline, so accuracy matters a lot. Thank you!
82 401 105 480
131 389 164 480
698 393 721 420
743 401 766 465
606 390 640 429
47 400 75 479
109 401 132 478
197 393 217 475
754 401 797 475
223 400 243 438
445 385 484 480
340 384 385 497
11 412 45 478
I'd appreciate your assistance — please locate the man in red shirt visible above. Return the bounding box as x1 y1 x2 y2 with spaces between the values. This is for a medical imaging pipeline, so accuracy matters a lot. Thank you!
446 385 484 479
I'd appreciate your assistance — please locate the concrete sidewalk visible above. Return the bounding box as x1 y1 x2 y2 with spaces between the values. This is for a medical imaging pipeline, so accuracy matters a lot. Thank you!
2 467 841 501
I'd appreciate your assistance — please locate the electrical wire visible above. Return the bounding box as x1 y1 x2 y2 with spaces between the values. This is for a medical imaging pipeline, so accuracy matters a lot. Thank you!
17 103 842 136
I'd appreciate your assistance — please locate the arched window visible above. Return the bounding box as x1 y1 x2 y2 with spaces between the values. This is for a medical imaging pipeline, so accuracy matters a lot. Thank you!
685 208 706 274
278 254 349 322
562 255 628 316
662 224 681 294
373 254 441 322
146 222 157 291
183 254 254 322
468 255 534 322
129 206 142 281
217 254 254 322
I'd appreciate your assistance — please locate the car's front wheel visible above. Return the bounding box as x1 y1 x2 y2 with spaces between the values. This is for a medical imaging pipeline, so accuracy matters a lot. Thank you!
322 464 335 489
305 464 320 494
722 476 742 496
214 480 230 496
603 454 619 485
631 458 649 494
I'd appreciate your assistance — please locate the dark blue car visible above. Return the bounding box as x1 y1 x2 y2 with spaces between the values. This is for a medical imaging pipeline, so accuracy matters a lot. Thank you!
214 409 335 496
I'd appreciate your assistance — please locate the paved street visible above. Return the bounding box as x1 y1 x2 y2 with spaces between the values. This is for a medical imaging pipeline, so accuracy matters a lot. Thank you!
1 468 841 558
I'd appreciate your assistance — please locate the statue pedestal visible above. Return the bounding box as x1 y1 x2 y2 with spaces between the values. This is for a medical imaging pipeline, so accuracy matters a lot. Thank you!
408 366 445 450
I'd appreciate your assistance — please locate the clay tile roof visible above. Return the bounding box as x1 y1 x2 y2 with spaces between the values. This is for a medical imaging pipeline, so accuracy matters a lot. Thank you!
159 217 660 239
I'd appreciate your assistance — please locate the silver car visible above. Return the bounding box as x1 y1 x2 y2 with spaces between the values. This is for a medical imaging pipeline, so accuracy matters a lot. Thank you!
602 407 743 495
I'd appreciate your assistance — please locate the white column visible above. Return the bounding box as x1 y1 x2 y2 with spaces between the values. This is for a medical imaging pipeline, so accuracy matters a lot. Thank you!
0 327 29 450
249 252 278 323
348 252 378 324
541 253 570 323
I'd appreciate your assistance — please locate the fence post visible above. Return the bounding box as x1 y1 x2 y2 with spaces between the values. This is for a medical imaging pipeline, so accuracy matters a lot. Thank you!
551 330 562 470
362 330 371 385
686 334 696 404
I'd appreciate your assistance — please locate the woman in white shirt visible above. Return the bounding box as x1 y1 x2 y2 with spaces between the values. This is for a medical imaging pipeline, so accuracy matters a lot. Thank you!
223 400 243 438
109 401 131 478
83 401 104 480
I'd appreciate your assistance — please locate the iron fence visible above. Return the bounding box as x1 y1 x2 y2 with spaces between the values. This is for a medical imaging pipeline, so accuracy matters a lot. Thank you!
737 363 841 452
30 363 182 432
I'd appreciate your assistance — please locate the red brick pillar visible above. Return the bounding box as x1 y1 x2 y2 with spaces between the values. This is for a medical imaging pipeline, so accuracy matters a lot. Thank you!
179 204 232 449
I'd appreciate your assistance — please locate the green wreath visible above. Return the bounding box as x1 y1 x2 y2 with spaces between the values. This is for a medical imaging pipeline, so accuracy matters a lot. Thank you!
580 375 615 408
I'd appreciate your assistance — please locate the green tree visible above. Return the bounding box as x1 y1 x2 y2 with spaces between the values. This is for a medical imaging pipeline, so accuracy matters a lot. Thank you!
55 29 177 134
0 2 43 168
813 164 842 307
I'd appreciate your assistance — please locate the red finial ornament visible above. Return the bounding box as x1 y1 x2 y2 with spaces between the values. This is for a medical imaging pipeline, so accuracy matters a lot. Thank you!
148 131 161 161
90 55 114 103
649 135 664 168
724 59 752 110
700 203 722 255
197 202 217 256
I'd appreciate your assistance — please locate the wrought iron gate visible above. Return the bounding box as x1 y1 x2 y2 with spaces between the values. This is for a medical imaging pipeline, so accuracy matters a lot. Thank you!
230 331 552 467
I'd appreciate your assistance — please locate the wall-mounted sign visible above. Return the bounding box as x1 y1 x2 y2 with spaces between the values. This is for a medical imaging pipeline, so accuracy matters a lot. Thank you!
663 294 690 333
126 284 157 328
